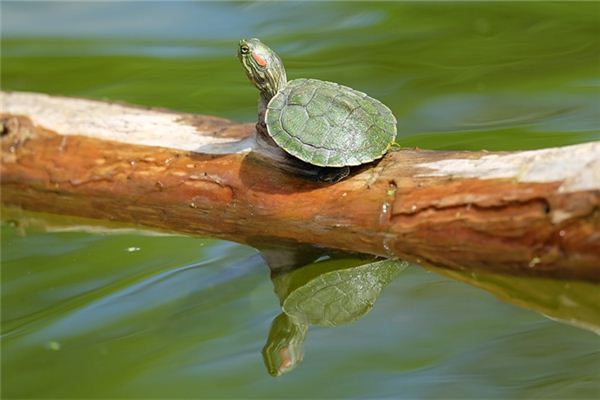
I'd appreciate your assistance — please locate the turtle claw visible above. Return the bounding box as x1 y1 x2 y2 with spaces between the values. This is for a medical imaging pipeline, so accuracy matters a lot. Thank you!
317 166 350 183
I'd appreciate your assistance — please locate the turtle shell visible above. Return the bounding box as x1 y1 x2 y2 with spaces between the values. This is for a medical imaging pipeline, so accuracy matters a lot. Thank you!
265 78 397 167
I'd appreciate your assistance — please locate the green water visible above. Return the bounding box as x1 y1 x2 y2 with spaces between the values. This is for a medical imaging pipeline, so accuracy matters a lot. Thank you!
2 1 599 398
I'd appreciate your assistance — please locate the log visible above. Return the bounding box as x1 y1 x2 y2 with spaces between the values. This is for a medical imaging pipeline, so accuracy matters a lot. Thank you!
1 91 599 281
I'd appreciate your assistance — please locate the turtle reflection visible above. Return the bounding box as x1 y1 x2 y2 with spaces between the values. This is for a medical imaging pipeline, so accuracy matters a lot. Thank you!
262 257 407 377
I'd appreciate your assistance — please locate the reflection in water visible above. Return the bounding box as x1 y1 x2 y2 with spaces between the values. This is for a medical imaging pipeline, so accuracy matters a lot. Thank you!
263 313 308 377
259 244 600 377
2 208 599 394
261 254 407 376
428 266 600 335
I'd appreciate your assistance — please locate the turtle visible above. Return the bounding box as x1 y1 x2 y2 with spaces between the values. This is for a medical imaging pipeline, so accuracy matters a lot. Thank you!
262 256 408 376
238 38 397 182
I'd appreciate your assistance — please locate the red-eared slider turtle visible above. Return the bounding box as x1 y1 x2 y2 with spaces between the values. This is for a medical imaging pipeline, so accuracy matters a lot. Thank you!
262 257 407 376
238 38 397 182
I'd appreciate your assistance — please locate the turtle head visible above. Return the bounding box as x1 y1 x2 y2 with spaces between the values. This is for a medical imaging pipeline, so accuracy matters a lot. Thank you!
238 38 287 100
262 313 306 377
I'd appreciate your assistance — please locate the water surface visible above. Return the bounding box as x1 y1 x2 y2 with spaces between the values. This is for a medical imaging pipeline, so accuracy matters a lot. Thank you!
2 1 599 398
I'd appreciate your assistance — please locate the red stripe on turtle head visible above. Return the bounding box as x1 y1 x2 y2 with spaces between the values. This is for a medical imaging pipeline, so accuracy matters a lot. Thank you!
252 51 267 67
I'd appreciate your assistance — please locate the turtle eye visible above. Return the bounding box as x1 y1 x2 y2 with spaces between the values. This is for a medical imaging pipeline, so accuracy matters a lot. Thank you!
240 45 250 54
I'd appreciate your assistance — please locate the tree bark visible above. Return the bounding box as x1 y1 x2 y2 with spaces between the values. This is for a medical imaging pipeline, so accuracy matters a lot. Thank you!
1 91 599 281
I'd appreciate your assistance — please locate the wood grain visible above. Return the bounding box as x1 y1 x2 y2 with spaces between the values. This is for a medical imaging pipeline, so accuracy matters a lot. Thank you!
2 92 599 280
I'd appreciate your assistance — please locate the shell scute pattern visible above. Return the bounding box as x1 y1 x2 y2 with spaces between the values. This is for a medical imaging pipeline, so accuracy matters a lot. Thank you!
305 95 332 117
336 94 359 113
345 108 371 136
267 93 286 111
325 108 346 127
359 99 380 116
304 116 331 143
287 83 317 106
281 105 309 135
265 78 396 167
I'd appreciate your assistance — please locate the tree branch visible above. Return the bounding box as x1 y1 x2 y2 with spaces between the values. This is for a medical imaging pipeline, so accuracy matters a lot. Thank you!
2 91 599 280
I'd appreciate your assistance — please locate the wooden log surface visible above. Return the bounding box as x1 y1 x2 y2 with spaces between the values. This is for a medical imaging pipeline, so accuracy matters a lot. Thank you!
1 91 599 280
